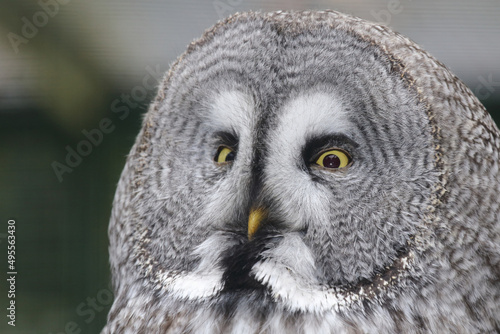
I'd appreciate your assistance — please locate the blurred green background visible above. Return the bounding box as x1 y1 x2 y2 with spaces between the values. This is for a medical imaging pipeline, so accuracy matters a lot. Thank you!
0 0 499 333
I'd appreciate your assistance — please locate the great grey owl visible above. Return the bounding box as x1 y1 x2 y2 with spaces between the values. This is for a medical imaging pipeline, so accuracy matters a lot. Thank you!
102 10 500 333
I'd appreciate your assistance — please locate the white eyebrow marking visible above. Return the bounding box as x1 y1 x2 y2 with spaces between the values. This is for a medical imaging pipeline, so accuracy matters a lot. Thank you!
206 90 255 135
276 91 352 147
267 91 354 169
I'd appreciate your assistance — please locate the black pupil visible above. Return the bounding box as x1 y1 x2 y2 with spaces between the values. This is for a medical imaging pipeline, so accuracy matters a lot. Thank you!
225 150 236 161
323 154 341 168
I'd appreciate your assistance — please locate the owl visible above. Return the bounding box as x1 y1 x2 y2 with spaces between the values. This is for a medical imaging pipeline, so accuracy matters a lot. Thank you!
102 11 500 333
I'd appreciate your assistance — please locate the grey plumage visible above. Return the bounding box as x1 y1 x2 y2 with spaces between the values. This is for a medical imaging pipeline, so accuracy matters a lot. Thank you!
102 10 500 333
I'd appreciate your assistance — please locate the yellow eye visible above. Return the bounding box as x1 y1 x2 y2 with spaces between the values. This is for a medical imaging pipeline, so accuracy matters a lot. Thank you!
214 146 236 163
315 149 351 169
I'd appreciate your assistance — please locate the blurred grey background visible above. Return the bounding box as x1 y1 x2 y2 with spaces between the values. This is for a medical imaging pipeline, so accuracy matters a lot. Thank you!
0 0 498 333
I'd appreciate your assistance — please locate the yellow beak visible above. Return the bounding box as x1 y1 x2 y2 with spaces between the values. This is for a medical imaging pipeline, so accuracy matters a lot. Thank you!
248 207 267 240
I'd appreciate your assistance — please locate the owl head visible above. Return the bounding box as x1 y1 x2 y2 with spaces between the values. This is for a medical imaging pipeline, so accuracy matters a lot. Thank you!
105 11 500 333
